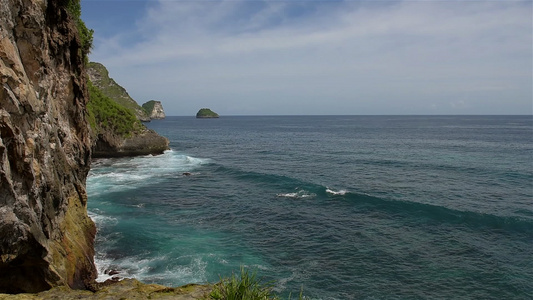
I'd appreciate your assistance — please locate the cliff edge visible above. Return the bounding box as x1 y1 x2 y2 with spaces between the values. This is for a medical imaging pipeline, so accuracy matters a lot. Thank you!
0 0 96 293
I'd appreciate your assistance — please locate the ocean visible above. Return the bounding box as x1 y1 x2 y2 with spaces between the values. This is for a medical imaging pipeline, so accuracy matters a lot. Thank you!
87 115 532 299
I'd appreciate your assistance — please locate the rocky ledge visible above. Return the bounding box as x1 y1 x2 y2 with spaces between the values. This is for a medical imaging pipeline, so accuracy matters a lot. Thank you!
0 279 212 300
92 129 169 158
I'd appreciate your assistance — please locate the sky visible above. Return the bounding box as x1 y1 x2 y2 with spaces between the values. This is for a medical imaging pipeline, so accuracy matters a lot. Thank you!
81 0 532 116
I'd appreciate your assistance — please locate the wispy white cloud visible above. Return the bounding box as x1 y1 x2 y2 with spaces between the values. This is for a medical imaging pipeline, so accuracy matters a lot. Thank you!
88 0 532 115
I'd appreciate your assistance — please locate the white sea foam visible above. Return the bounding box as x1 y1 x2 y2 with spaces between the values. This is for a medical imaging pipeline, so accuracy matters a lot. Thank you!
94 254 209 285
277 189 316 199
88 211 118 227
87 151 210 195
139 256 208 284
326 188 348 195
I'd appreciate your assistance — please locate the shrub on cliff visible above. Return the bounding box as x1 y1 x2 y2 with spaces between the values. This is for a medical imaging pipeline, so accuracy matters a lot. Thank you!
65 0 93 63
87 81 143 137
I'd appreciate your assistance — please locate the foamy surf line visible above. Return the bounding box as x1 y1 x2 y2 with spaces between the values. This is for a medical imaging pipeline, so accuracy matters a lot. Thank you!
87 151 211 192
277 189 316 199
326 188 348 195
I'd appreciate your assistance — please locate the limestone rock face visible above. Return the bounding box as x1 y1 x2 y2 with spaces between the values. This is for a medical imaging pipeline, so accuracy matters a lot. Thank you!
142 100 166 120
0 0 96 293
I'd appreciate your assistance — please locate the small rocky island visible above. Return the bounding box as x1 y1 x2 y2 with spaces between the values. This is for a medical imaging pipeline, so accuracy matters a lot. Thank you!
196 108 219 118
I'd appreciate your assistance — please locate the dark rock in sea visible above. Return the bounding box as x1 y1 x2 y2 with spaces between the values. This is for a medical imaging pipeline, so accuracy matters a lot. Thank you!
0 0 96 293
105 269 120 276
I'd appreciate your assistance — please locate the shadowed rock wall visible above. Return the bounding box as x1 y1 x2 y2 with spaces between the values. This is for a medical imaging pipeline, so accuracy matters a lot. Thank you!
0 0 96 293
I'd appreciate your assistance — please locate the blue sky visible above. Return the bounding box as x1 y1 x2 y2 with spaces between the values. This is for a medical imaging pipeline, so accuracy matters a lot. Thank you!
81 0 532 116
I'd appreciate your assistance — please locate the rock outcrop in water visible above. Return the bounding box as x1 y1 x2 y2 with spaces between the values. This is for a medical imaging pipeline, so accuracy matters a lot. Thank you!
92 128 169 158
0 0 96 293
142 100 166 120
196 108 219 118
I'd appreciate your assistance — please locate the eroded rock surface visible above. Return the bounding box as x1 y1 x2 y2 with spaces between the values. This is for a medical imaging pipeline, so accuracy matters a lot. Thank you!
142 100 166 120
0 0 96 293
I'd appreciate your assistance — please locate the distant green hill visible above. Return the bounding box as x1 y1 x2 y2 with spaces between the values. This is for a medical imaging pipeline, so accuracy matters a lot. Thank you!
87 62 150 121
196 108 219 118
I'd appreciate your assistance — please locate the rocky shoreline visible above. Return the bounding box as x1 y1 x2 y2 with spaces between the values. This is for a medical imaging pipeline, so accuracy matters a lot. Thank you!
92 129 169 158
0 279 212 300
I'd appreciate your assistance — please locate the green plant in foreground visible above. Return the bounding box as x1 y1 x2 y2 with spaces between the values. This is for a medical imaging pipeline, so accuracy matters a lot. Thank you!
209 267 304 300
210 267 276 300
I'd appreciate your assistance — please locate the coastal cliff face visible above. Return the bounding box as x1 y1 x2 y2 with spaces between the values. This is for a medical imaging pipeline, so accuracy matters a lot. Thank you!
142 100 166 120
0 0 96 293
86 62 150 122
86 62 169 158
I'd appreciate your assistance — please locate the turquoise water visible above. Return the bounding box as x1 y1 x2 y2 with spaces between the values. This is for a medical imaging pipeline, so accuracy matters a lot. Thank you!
87 115 533 299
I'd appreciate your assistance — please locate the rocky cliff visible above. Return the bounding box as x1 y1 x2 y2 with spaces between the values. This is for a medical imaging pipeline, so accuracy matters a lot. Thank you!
0 0 96 293
142 100 165 120
87 62 150 122
86 64 169 158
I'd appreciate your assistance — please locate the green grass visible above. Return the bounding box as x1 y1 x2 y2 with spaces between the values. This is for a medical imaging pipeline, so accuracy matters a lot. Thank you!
209 267 304 300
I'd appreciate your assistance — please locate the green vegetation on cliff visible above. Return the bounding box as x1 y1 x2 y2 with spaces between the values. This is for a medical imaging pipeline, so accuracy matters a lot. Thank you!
65 0 93 63
196 108 219 118
87 81 143 137
86 62 169 157
87 62 150 121
142 100 157 115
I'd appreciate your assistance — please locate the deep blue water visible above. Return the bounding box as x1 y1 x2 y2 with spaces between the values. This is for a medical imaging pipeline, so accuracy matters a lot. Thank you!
87 115 533 299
